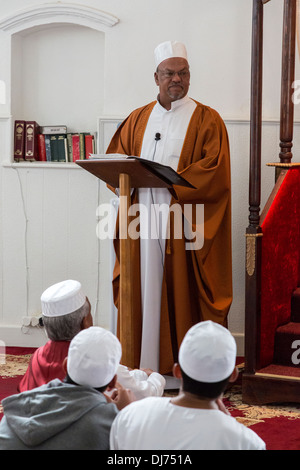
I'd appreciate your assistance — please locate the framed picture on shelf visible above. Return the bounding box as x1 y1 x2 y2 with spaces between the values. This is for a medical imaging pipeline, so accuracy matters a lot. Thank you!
96 116 124 154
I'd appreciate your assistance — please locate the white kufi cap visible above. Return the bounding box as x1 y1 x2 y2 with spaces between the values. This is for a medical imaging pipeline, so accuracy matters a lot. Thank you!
179 321 237 383
154 41 188 68
41 280 86 317
67 326 122 388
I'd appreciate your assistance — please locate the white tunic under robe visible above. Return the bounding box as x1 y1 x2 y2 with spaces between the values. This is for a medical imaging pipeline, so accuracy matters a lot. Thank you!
138 96 197 371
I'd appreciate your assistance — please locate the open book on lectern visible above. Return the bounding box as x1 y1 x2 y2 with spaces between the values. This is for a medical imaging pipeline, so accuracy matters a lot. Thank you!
84 153 196 189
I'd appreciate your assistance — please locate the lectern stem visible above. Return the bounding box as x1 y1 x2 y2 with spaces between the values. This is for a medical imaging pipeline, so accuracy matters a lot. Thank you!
119 173 134 367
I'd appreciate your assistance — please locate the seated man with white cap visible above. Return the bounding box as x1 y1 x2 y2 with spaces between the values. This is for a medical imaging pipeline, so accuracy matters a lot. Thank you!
18 279 165 399
0 326 134 450
110 321 266 450
18 279 93 392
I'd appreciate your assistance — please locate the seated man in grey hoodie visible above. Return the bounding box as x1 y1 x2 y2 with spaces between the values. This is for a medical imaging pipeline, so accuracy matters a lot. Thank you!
0 326 134 450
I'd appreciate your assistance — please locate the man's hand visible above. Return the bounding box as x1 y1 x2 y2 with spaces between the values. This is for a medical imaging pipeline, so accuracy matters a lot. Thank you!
140 368 154 376
216 398 230 415
105 382 136 410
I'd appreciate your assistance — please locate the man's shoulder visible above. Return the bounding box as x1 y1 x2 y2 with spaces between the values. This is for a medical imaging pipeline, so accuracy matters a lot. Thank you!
217 411 266 449
34 339 70 360
189 99 227 134
119 396 170 422
118 101 157 135
118 396 169 417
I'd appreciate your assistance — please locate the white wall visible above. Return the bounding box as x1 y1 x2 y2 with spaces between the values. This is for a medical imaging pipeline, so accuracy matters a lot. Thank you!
11 24 105 132
0 0 299 354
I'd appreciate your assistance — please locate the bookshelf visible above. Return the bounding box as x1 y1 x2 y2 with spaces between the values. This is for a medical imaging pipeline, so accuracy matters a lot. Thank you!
0 3 119 167
0 4 121 346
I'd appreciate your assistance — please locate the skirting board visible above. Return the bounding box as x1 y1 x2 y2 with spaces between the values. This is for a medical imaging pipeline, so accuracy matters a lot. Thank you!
233 333 244 358
0 325 245 356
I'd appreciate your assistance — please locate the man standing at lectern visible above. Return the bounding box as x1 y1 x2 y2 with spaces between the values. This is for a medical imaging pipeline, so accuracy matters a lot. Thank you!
107 41 232 377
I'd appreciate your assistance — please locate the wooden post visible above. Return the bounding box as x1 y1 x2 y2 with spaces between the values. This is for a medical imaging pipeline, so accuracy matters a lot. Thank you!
119 173 134 367
245 0 264 375
248 0 263 230
279 0 296 166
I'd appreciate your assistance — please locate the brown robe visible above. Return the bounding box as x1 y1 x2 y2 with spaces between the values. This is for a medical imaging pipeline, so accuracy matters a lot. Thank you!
107 99 232 375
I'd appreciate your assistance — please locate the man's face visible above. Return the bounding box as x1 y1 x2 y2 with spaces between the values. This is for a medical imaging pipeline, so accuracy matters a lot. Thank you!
154 57 190 110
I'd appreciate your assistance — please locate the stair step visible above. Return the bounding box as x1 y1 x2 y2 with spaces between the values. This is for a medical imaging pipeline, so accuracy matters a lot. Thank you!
273 322 300 367
257 363 300 378
291 288 300 322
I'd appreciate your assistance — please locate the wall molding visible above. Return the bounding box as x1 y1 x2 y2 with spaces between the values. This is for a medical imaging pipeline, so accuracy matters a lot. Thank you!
0 2 119 34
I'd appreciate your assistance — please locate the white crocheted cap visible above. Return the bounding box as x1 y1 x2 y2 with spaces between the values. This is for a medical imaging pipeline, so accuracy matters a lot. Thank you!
41 280 86 317
67 326 122 388
179 320 237 383
154 41 188 68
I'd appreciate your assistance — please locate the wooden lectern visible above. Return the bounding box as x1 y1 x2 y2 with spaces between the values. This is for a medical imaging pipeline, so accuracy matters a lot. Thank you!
76 155 194 367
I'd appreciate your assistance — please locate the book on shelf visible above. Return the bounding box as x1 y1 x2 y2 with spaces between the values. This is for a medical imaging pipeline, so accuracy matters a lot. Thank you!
66 133 74 162
72 134 80 162
80 133 95 159
79 133 86 159
13 120 26 161
50 135 58 162
44 135 51 162
25 121 39 161
48 134 68 162
37 134 47 162
59 134 68 162
85 134 95 159
13 120 40 162
14 119 40 162
71 133 95 161
39 125 67 135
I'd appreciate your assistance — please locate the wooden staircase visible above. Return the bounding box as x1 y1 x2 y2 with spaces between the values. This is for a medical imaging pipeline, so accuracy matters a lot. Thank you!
273 289 300 368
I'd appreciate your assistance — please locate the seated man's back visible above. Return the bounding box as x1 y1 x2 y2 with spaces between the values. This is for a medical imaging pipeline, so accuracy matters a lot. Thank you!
110 321 266 451
0 379 117 450
0 326 128 450
110 396 265 450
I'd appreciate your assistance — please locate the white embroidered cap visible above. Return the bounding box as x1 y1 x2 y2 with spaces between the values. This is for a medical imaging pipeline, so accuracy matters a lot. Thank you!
67 326 122 388
41 280 86 317
154 41 188 68
179 320 237 383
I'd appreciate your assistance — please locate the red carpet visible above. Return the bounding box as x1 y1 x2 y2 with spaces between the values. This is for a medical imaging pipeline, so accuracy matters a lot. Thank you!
0 347 36 418
224 384 300 450
1 349 300 450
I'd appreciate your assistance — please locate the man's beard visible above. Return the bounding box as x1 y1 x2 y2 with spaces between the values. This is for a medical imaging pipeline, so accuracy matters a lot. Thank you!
167 84 186 101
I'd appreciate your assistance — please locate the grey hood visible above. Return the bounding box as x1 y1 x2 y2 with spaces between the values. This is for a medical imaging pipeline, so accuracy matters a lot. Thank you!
1 379 112 447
